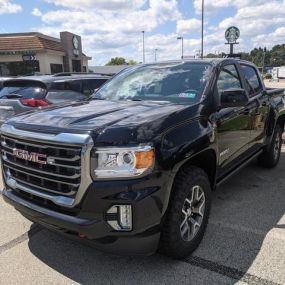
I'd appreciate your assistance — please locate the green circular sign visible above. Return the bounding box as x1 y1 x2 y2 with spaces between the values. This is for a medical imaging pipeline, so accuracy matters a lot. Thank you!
225 26 240 43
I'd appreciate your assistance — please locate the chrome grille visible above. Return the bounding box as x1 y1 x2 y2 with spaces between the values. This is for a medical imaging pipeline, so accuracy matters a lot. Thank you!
1 134 82 198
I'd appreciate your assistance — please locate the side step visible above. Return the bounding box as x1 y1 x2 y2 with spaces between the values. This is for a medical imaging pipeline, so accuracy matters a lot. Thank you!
216 150 263 188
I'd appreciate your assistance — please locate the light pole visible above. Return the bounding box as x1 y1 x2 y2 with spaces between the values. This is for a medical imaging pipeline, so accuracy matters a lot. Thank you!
262 47 266 75
177 36 184 59
142 31 145 63
201 0 204 59
154 49 158 62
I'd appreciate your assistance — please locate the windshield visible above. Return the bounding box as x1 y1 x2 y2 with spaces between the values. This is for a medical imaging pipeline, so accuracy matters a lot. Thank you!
0 83 46 99
94 62 212 103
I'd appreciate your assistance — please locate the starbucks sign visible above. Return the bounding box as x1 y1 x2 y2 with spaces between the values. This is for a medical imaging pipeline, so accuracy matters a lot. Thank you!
225 26 240 43
72 36 79 49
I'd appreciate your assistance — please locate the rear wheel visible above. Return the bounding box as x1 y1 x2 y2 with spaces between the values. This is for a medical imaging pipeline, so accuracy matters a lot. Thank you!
159 166 211 259
258 124 283 168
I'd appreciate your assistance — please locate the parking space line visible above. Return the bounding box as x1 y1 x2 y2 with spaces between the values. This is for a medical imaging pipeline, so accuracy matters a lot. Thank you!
184 256 281 285
0 225 42 255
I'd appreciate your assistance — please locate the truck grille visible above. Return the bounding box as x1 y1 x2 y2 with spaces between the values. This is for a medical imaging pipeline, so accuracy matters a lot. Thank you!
1 134 82 197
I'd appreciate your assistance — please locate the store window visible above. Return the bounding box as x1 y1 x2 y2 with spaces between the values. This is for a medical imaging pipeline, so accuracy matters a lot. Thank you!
0 61 40 76
50 63 63 74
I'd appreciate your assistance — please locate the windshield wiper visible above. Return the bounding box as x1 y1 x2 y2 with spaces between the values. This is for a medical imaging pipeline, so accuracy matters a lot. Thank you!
5 94 23 99
126 97 143 101
90 96 105 100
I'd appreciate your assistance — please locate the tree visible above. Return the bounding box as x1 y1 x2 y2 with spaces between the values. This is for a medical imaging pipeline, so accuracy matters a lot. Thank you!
105 57 137 66
106 57 127 65
128 59 137 65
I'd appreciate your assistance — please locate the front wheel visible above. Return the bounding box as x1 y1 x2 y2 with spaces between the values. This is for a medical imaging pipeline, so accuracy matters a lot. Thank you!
159 166 211 259
258 124 283 168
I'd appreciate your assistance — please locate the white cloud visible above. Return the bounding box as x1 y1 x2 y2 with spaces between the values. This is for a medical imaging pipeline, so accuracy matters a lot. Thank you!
0 0 22 15
176 19 201 34
30 0 285 64
32 8 42 17
252 27 285 48
35 0 181 64
193 0 269 14
45 0 146 11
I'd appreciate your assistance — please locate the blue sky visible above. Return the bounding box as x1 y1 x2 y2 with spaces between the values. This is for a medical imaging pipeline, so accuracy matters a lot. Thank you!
1 0 285 65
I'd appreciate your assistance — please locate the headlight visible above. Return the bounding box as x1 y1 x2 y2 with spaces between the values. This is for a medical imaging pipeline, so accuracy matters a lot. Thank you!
92 145 155 179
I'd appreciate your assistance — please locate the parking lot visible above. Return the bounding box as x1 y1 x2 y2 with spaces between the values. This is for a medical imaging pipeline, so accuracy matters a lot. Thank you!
0 147 284 285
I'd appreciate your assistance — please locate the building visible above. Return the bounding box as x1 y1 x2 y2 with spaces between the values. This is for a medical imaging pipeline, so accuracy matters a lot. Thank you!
272 66 285 80
88 65 128 75
0 31 91 76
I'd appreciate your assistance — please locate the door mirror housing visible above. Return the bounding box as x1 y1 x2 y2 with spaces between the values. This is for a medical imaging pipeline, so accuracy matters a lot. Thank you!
220 88 248 108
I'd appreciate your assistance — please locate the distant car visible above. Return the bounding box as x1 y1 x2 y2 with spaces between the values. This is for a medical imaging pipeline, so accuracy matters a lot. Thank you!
0 73 111 125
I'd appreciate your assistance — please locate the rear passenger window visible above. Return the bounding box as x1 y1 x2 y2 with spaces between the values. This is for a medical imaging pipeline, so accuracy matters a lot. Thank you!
217 64 241 95
82 79 108 95
241 65 262 97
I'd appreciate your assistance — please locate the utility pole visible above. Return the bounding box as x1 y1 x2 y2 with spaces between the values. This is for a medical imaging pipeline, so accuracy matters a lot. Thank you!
142 31 145 63
154 49 158 62
201 0 204 59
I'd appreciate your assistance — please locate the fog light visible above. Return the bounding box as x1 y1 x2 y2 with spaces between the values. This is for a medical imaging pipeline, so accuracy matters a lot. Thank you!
106 205 132 231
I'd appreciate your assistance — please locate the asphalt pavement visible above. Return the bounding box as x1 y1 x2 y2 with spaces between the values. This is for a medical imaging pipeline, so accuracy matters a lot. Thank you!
0 151 284 285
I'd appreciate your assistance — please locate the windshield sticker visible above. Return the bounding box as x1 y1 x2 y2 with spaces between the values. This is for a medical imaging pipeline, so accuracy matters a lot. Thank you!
178 92 197 99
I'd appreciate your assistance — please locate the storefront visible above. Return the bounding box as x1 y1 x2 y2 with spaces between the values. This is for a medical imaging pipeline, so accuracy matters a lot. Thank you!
0 31 91 76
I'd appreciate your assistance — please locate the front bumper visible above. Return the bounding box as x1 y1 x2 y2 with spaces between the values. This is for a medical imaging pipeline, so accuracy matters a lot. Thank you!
2 173 173 255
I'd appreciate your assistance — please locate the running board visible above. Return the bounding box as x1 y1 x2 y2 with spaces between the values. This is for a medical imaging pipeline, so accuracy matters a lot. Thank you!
216 150 263 188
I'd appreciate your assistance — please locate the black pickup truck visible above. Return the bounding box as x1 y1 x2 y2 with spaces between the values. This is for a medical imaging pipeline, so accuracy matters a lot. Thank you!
1 59 285 259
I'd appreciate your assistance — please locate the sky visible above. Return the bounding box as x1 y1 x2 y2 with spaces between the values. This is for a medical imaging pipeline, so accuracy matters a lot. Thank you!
1 0 285 65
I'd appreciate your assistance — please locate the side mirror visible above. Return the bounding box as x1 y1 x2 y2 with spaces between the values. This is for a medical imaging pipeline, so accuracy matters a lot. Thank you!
220 88 248 108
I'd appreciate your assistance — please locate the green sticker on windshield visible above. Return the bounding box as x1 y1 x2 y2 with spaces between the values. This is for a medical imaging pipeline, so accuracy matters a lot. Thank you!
179 92 197 99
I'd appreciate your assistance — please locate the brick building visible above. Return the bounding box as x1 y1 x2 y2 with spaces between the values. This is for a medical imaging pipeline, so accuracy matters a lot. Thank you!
0 31 91 76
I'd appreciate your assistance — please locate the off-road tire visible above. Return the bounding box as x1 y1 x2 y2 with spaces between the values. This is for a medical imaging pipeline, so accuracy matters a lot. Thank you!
258 124 283 168
159 166 211 259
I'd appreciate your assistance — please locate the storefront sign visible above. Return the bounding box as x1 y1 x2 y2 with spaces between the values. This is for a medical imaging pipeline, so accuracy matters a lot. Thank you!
225 26 240 43
22 54 36 61
72 36 79 49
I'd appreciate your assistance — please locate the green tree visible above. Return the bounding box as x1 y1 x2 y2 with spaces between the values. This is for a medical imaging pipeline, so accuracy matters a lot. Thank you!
106 57 127 65
128 59 137 65
269 44 285 66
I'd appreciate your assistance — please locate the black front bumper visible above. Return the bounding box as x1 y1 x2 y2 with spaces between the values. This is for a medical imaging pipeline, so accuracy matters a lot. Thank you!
2 173 173 255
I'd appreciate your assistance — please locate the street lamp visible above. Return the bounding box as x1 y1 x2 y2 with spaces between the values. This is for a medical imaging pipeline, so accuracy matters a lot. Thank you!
154 49 158 62
201 0 204 59
177 36 184 59
142 31 145 63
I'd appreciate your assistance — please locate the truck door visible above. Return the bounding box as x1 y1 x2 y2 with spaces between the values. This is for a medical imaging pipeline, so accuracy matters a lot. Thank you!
239 64 270 153
215 63 251 176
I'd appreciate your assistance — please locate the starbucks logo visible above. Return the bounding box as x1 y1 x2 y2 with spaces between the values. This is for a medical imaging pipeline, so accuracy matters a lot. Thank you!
225 27 240 43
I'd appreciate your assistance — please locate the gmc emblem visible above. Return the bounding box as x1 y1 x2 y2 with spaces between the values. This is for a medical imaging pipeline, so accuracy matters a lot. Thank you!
12 148 47 165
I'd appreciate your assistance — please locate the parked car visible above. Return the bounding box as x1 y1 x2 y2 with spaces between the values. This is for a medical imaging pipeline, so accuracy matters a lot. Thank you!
0 73 111 125
1 59 285 259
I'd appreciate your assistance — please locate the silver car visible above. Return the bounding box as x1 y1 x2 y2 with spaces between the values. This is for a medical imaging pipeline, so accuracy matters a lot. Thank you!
0 73 110 125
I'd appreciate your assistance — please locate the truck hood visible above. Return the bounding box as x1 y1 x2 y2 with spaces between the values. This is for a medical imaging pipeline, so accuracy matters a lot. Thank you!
6 100 191 142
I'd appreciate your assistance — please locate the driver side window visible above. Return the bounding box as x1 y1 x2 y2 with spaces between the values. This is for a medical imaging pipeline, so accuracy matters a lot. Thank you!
217 64 242 95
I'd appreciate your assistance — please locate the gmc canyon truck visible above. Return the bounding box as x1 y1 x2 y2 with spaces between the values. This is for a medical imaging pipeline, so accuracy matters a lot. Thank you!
1 59 285 259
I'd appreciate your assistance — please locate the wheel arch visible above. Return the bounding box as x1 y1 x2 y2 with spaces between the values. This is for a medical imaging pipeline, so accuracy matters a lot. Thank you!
172 148 218 191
